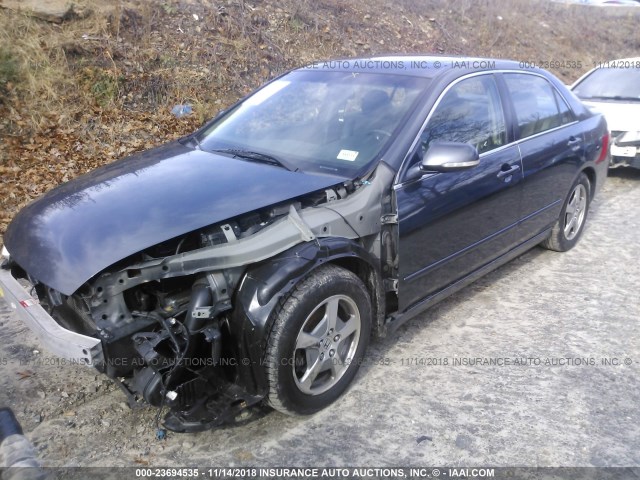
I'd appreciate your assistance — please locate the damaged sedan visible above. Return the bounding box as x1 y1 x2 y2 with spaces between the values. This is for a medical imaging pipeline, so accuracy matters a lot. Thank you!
0 56 608 432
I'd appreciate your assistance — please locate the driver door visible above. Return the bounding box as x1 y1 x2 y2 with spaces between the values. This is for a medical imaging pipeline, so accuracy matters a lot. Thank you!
395 74 523 311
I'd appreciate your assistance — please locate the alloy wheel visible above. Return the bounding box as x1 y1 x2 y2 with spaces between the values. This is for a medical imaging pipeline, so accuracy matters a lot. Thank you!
292 295 362 395
563 183 587 241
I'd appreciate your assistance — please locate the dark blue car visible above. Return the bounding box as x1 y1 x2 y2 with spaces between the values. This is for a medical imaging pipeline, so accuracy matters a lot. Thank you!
0 56 609 432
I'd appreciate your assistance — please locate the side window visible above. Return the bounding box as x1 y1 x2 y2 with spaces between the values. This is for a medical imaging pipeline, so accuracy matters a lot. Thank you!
417 75 506 159
554 89 575 125
504 74 572 139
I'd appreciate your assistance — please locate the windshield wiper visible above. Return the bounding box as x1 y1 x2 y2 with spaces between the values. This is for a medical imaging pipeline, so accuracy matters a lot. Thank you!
211 149 298 172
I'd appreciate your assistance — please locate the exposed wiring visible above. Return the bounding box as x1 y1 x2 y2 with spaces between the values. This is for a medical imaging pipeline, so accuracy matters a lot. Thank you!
154 315 191 439
132 310 191 438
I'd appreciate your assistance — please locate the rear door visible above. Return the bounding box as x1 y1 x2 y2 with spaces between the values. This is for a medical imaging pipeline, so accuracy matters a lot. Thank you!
501 73 584 242
395 73 523 311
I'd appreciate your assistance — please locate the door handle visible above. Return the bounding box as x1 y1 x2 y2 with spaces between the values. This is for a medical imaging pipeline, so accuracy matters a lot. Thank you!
497 164 521 180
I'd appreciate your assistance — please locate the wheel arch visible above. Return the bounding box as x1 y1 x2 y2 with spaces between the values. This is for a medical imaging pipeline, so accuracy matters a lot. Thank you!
327 255 385 334
581 166 596 199
229 237 384 395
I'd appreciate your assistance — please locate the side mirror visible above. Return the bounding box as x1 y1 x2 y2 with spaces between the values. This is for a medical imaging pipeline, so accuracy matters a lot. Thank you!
421 141 480 172
405 141 480 181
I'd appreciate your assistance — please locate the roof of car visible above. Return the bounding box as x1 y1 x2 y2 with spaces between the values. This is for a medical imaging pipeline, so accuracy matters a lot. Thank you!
299 55 526 79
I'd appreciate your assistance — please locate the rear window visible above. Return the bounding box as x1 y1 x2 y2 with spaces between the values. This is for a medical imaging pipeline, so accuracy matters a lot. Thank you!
504 74 574 139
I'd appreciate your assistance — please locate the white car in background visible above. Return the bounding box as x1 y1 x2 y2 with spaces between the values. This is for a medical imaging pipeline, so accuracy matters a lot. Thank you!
572 58 640 169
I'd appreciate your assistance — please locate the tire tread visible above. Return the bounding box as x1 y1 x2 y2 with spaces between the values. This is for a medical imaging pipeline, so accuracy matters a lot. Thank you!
541 172 591 252
264 264 369 415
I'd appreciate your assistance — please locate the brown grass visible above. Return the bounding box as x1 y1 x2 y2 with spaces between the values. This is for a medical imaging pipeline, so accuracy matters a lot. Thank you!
394 0 640 80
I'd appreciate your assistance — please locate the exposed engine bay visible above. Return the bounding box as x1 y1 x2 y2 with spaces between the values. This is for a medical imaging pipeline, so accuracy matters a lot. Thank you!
6 164 395 432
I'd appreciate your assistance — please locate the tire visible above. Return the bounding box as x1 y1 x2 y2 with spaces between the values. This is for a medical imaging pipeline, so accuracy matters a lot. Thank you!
264 264 372 415
541 172 591 252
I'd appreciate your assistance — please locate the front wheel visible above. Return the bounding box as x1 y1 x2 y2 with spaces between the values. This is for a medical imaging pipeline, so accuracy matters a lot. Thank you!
264 265 372 415
541 172 591 252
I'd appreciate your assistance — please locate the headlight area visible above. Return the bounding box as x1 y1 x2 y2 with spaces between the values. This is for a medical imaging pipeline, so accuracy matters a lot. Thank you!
0 221 265 433
0 252 103 366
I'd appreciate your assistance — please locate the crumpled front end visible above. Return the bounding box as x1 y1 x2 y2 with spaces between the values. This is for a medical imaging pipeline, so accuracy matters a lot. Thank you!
0 163 391 433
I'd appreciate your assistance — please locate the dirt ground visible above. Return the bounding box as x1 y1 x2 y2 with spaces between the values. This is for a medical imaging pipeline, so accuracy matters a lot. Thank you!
0 169 639 467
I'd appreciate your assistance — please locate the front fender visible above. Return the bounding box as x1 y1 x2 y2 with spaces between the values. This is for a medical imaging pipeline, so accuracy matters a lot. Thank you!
230 237 382 395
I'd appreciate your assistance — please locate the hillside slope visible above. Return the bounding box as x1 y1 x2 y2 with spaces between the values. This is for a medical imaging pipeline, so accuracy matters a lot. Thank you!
1 0 638 234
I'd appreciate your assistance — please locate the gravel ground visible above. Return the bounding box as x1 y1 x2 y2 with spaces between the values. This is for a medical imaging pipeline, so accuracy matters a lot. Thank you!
0 169 638 467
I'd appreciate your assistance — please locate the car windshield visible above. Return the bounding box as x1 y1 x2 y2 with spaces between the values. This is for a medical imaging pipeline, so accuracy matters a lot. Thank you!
196 70 429 176
573 66 640 101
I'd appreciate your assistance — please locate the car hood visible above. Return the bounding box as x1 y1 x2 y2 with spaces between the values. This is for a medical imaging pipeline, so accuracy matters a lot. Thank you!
580 100 640 132
4 142 342 295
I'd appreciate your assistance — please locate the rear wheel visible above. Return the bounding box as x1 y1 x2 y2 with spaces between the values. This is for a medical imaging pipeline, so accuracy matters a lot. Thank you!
264 265 371 415
541 172 591 252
